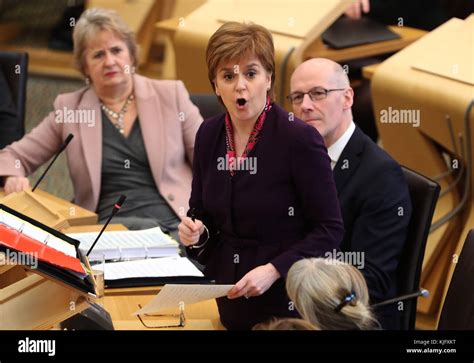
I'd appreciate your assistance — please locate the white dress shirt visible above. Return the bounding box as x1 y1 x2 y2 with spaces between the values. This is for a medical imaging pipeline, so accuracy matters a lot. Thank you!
327 121 356 170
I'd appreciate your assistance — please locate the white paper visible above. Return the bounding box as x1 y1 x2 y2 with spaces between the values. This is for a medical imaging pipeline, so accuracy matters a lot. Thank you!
104 256 204 280
68 227 179 261
134 284 234 315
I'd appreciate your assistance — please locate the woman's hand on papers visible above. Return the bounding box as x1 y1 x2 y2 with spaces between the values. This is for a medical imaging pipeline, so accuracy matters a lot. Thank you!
227 263 281 299
178 217 205 246
4 176 30 195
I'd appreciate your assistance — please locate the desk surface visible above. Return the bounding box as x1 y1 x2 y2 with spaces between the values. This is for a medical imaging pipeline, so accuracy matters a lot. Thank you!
303 26 427 62
0 188 98 227
156 18 427 64
104 286 224 330
73 224 223 330
0 187 223 330
156 16 426 101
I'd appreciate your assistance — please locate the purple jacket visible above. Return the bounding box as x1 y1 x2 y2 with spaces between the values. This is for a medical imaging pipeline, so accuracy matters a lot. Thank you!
187 103 343 329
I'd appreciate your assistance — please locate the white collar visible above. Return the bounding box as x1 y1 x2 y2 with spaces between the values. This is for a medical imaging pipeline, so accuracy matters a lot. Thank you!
327 121 356 170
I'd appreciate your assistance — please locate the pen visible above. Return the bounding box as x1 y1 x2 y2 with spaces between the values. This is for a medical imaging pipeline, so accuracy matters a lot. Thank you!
190 208 196 222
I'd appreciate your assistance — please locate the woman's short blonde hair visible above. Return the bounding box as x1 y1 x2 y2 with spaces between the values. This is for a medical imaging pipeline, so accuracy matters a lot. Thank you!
286 258 380 330
253 318 318 331
73 7 138 76
205 21 275 102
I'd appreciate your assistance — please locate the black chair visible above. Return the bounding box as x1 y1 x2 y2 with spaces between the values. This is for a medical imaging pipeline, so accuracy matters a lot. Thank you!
397 167 440 329
190 93 224 120
0 51 29 146
438 229 474 330
374 167 440 329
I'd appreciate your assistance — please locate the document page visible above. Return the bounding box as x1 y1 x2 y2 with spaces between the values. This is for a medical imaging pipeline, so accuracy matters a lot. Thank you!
104 256 204 280
134 284 234 315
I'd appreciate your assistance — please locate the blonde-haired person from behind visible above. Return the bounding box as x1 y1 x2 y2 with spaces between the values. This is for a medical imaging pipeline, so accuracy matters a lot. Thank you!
253 318 318 331
286 258 380 330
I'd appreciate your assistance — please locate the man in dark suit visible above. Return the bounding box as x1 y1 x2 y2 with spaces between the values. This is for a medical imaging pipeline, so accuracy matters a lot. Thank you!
0 68 20 149
289 58 412 329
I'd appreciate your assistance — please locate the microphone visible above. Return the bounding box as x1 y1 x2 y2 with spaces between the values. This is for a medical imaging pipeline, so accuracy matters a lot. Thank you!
86 195 126 257
32 133 74 192
371 288 429 308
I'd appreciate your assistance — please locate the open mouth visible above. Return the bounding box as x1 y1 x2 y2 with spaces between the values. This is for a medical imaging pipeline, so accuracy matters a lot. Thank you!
236 98 247 107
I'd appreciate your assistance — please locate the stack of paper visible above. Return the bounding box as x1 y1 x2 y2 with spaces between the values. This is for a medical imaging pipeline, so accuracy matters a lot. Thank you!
68 227 180 261
104 256 204 281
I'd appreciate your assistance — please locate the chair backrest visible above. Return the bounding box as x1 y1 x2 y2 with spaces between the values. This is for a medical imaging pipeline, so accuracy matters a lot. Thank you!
0 51 29 137
438 229 474 330
190 93 224 120
397 166 440 329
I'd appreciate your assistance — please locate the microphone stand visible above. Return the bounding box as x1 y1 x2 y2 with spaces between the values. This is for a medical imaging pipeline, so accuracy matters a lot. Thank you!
86 195 126 257
32 133 74 192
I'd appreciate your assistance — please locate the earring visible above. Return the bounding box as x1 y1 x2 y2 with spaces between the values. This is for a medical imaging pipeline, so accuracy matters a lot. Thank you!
85 76 91 85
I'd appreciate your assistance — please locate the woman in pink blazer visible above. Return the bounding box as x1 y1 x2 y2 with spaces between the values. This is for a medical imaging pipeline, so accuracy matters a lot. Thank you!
0 8 202 234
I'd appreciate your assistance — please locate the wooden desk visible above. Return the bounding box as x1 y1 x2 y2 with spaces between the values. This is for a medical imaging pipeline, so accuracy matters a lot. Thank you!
362 63 379 80
65 223 223 330
158 18 426 63
104 286 224 330
63 224 128 233
0 45 82 79
370 16 474 329
0 1 173 78
0 188 98 228
0 189 222 329
302 26 427 62
156 2 426 108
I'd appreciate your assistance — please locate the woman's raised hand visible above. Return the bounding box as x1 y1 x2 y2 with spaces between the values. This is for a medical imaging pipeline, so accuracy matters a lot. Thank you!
178 217 205 246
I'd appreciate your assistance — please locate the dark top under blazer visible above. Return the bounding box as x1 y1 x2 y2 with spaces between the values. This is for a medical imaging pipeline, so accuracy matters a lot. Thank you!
334 125 412 329
0 70 20 150
187 103 344 330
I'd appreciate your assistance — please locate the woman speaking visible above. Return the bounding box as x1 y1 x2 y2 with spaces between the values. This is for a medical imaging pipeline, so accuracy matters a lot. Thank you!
178 22 344 330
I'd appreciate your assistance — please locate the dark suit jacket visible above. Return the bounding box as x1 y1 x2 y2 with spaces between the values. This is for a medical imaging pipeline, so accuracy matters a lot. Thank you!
334 126 412 329
188 103 344 330
0 69 20 150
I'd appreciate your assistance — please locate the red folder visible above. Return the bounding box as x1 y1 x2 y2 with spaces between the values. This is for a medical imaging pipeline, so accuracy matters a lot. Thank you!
0 224 86 275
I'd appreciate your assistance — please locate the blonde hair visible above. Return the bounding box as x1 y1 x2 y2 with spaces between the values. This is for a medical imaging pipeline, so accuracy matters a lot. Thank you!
206 21 275 102
253 318 318 331
73 7 138 76
286 258 379 330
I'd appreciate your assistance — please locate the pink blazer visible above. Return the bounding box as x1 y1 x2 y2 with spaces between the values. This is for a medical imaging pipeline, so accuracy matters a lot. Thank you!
0 74 203 217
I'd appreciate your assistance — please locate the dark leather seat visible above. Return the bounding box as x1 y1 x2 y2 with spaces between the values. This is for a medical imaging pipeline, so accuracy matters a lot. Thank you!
397 166 440 329
0 51 28 149
190 93 224 120
438 229 474 330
